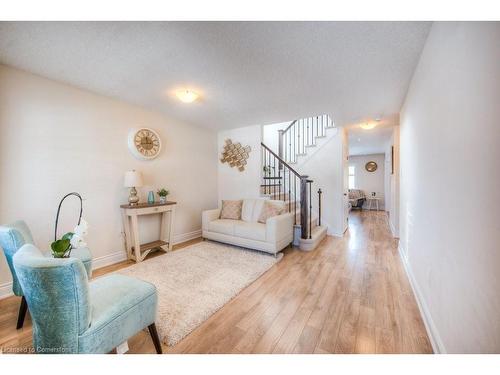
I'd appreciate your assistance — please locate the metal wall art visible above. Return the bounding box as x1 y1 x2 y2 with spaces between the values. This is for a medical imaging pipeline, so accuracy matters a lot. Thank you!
220 139 251 172
365 161 378 172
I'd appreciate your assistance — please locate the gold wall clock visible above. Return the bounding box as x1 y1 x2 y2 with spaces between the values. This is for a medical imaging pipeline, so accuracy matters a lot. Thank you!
127 128 162 160
365 161 378 172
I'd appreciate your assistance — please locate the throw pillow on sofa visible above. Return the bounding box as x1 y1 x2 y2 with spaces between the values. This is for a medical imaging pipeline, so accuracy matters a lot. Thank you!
258 201 284 224
220 200 243 220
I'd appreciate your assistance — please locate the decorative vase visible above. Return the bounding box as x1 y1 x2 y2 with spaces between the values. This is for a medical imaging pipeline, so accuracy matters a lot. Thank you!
159 196 167 204
148 191 155 204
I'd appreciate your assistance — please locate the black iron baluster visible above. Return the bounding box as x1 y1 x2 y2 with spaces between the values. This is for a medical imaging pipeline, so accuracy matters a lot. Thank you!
318 188 322 226
273 155 276 198
309 181 312 239
294 174 297 225
264 150 270 195
288 168 291 213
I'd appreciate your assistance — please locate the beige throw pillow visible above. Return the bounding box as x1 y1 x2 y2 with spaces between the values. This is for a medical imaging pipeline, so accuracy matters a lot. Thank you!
258 201 284 224
220 200 243 220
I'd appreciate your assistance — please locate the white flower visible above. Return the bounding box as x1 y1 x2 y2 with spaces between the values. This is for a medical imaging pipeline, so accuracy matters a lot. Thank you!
70 234 87 249
74 219 89 237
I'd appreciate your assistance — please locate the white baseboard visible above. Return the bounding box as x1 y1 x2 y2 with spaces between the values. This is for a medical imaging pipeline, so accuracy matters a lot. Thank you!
398 243 446 354
327 230 344 238
389 218 399 239
173 229 202 245
93 229 202 271
0 281 13 300
92 250 128 270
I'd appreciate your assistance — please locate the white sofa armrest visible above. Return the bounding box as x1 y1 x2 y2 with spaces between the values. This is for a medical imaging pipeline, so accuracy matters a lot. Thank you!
266 212 294 243
202 208 221 231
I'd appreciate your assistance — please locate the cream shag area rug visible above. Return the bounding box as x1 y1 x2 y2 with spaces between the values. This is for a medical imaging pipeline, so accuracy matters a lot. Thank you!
117 240 282 346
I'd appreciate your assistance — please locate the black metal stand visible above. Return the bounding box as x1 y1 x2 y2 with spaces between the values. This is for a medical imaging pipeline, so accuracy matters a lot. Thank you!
54 192 83 256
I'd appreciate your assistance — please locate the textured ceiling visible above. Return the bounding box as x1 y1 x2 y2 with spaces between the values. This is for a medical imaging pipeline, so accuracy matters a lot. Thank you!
0 21 431 130
347 115 398 156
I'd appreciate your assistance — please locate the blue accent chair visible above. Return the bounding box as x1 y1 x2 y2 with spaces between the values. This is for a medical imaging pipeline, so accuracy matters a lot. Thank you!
13 244 162 354
0 220 93 329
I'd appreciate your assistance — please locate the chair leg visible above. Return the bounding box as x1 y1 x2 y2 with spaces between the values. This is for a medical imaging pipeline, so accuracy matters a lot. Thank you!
16 296 28 329
148 323 162 354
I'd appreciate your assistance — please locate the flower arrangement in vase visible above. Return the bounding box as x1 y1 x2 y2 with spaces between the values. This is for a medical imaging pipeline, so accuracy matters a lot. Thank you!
50 192 89 258
157 188 169 204
51 220 88 258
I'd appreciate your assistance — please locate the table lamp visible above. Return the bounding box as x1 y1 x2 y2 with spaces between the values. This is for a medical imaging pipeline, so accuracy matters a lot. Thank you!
124 170 143 206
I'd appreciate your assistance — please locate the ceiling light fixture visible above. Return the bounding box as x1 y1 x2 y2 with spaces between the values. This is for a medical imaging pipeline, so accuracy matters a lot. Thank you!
360 122 377 130
175 89 199 103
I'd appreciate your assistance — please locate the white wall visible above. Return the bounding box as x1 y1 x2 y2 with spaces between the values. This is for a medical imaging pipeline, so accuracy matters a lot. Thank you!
348 154 385 209
399 22 500 353
217 125 262 202
384 127 400 237
0 65 218 294
262 121 289 154
298 128 345 237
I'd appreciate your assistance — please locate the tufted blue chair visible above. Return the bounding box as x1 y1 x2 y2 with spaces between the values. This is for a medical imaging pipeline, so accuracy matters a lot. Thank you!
13 244 162 354
0 220 92 329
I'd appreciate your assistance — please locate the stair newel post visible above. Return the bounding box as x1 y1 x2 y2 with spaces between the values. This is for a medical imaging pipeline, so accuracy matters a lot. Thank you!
318 188 322 226
308 180 312 239
300 175 309 239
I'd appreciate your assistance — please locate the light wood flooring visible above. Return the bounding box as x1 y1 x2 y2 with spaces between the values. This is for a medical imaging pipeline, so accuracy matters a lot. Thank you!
0 210 432 354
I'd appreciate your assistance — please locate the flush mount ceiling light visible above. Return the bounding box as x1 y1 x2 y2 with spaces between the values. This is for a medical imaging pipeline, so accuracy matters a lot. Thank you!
360 122 377 130
175 89 199 103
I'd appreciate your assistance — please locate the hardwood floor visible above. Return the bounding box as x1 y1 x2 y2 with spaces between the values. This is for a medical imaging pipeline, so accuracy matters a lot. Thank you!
0 210 433 354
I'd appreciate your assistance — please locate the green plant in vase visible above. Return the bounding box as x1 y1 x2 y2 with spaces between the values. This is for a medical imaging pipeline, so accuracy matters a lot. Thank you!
157 188 169 204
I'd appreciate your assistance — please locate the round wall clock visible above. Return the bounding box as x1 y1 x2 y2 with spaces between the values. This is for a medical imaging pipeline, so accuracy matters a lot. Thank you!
365 161 378 172
128 128 162 160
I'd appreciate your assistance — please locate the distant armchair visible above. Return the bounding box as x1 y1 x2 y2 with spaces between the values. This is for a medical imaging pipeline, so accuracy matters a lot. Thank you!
0 220 92 329
348 189 366 210
13 244 162 354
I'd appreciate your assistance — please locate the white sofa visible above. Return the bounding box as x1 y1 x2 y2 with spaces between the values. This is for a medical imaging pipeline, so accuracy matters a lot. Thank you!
202 198 294 255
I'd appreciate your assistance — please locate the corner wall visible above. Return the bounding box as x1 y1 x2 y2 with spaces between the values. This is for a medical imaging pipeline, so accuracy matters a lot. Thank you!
298 128 346 236
399 22 500 353
0 65 218 296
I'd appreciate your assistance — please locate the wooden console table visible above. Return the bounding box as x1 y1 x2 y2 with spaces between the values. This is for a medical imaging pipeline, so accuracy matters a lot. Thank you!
120 201 177 263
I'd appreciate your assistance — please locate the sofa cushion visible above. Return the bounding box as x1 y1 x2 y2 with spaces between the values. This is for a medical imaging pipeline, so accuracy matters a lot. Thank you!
258 201 285 224
220 200 243 220
208 219 236 236
233 221 266 241
241 199 255 222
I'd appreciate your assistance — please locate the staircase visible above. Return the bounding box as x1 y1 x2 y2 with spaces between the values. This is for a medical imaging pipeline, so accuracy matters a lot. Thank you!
260 115 334 251
278 114 334 165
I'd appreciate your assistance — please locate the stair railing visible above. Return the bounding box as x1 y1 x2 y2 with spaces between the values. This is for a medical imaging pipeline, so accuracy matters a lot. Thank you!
278 114 333 164
261 142 317 239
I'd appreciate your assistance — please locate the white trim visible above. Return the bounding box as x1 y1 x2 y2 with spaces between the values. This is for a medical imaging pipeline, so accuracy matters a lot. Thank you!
173 229 202 245
0 281 13 300
328 230 344 238
92 250 128 270
389 219 399 238
93 229 202 270
398 242 446 354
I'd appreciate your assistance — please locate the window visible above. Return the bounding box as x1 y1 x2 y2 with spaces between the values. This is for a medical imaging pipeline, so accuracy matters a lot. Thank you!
348 165 356 189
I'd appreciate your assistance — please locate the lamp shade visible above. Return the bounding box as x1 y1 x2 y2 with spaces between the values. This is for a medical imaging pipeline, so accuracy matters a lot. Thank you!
124 170 143 188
